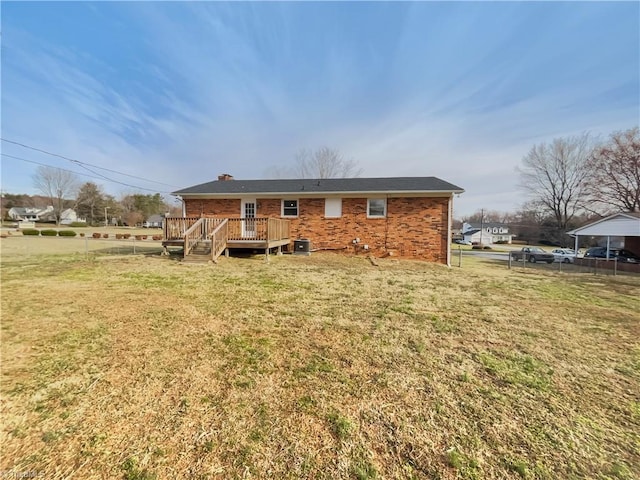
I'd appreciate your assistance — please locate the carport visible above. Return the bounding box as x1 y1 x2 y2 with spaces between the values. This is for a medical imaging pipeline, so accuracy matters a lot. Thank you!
567 212 640 258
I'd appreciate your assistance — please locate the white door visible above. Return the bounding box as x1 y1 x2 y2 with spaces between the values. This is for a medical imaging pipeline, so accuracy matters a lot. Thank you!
241 199 256 238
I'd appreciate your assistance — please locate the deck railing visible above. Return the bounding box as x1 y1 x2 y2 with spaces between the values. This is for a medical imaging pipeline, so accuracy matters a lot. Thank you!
209 219 229 262
164 216 200 240
163 217 290 257
226 218 290 241
267 217 290 241
183 217 226 257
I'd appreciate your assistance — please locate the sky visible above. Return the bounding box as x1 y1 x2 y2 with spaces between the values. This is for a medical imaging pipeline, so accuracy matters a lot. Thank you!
1 1 638 217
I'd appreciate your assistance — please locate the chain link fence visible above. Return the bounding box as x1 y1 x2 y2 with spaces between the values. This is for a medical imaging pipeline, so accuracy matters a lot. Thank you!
0 234 166 260
452 247 639 276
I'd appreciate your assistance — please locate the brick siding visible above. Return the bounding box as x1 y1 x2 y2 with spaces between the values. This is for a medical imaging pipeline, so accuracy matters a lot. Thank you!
184 196 450 263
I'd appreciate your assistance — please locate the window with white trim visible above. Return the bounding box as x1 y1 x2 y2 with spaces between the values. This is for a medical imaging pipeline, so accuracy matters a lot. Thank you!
282 199 298 217
367 198 386 218
325 198 342 218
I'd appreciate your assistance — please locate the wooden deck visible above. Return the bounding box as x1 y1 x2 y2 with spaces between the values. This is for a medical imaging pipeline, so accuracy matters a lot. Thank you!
163 217 291 262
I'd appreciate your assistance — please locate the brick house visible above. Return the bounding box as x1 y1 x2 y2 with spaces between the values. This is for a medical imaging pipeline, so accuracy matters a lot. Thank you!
171 174 464 265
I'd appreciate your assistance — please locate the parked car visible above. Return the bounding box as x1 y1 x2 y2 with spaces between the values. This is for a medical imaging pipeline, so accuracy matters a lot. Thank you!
510 247 555 264
583 247 640 263
453 239 472 245
551 248 577 263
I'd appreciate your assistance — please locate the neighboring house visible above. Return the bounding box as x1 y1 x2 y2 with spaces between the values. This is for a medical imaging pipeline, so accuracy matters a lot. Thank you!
8 206 84 224
171 174 464 265
461 222 514 245
8 206 54 222
144 214 164 228
60 209 85 225
567 212 640 254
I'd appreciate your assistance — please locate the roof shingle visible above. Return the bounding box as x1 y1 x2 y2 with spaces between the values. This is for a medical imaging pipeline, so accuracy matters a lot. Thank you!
174 177 464 196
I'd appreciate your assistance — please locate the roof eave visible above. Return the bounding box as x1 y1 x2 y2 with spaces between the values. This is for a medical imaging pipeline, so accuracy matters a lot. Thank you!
566 212 640 235
174 189 465 197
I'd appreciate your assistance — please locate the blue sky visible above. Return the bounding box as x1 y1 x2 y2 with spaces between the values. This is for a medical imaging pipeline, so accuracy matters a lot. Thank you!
1 1 638 216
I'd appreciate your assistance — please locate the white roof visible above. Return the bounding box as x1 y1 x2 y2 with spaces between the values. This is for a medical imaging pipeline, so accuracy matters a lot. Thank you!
567 213 640 237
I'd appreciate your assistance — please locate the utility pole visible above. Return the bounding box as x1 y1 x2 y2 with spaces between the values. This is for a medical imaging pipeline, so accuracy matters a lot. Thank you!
104 206 110 228
479 208 484 246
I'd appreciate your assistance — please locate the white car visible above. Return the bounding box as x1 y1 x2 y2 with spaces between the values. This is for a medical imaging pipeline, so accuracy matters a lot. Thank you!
552 248 577 263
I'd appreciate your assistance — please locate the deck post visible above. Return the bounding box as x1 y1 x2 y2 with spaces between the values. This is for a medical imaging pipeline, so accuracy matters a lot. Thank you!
225 248 229 257
265 247 270 262
277 245 282 255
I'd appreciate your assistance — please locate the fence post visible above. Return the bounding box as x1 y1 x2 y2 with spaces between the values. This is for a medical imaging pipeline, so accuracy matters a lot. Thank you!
613 258 617 276
458 247 462 268
133 236 136 255
85 235 88 259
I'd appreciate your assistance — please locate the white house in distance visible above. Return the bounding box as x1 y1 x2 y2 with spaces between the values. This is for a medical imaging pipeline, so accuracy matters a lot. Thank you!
8 206 85 224
462 222 515 245
8 206 54 222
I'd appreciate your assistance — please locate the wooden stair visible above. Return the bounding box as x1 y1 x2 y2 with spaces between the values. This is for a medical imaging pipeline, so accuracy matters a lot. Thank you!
183 240 213 264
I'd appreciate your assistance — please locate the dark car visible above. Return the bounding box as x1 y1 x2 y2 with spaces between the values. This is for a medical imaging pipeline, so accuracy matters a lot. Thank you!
584 247 640 263
510 247 555 264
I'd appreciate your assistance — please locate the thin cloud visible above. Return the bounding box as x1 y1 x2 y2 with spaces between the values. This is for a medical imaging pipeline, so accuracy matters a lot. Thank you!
1 2 637 216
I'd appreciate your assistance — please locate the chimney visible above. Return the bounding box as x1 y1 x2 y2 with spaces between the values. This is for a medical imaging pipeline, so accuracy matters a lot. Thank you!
217 173 234 181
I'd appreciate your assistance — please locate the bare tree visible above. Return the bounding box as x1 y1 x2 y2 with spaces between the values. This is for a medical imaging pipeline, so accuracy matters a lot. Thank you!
517 133 593 233
266 147 362 179
462 209 511 224
586 127 640 213
32 166 79 225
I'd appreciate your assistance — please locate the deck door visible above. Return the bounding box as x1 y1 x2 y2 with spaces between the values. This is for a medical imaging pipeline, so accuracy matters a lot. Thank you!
241 198 256 238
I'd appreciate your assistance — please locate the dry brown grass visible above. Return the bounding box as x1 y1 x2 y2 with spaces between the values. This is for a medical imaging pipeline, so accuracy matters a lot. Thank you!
1 242 639 479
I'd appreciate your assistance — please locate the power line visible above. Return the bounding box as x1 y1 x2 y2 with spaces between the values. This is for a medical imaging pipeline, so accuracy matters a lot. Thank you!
1 138 180 189
2 153 107 182
1 153 173 194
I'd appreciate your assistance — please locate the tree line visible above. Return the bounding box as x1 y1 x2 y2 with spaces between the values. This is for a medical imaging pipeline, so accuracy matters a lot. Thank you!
4 146 358 226
459 126 639 245
2 168 180 226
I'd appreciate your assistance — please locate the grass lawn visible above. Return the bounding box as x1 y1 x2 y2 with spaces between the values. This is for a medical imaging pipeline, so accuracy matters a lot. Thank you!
1 243 639 479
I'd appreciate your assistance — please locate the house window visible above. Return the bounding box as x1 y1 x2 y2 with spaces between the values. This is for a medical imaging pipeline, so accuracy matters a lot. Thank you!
367 198 386 218
325 198 342 218
282 199 298 217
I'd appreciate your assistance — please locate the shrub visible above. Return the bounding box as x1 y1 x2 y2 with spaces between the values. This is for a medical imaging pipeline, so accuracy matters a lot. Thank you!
123 233 131 239
483 245 492 250
79 233 85 237
142 235 148 240
21 229 40 236
116 234 124 239
69 222 87 227
92 233 102 239
135 235 143 240
58 230 77 237
102 233 109 239
41 229 58 236
152 235 162 241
